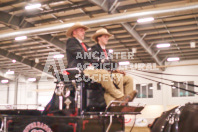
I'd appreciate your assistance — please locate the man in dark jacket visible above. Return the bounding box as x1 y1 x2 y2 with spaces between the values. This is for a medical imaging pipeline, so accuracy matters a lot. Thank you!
89 28 137 105
66 23 136 105
66 22 91 68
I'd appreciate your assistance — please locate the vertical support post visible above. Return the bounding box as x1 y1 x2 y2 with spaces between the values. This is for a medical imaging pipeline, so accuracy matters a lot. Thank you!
59 96 63 110
3 117 7 132
36 82 39 108
80 82 83 115
7 84 9 104
14 76 18 107
106 115 113 132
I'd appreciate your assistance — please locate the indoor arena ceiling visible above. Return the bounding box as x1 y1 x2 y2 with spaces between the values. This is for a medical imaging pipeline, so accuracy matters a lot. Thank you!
0 0 198 80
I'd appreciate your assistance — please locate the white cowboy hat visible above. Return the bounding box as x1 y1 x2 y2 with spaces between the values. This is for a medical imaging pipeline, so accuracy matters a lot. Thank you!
92 28 113 42
66 22 89 37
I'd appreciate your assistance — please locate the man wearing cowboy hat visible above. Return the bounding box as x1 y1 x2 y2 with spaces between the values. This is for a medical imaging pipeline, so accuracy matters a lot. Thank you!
89 28 137 105
66 23 134 105
66 22 91 68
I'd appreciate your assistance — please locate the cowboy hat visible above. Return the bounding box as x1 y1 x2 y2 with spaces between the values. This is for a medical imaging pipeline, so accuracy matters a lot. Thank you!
66 22 89 37
92 28 113 42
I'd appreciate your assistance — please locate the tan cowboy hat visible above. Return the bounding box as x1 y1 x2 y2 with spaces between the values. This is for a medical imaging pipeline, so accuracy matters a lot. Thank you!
92 28 113 42
66 22 89 37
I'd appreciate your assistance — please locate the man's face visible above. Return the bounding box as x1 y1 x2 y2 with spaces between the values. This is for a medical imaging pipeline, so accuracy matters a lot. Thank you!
98 34 109 45
73 28 86 41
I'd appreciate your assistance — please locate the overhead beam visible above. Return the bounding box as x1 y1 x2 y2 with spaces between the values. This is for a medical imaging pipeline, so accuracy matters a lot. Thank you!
87 0 109 12
0 11 64 77
0 68 27 82
1 2 198 40
0 70 15 81
0 11 65 51
0 48 53 78
88 0 164 67
31 10 104 24
0 48 43 71
19 1 93 17
0 0 26 8
122 23 163 65
117 0 181 10
0 0 68 12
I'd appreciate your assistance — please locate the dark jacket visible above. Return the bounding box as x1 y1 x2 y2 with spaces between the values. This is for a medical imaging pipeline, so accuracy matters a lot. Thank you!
91 44 118 70
91 44 107 59
66 37 99 69
66 37 90 68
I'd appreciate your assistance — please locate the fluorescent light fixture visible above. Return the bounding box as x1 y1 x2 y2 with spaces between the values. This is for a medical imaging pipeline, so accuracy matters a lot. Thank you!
170 82 174 85
15 36 27 41
109 49 113 53
1 80 9 84
190 41 196 48
28 78 36 82
149 87 153 89
35 58 39 63
6 70 14 75
12 60 16 63
156 43 170 48
119 61 130 65
132 48 137 53
25 3 41 10
53 54 64 59
167 57 180 62
141 84 147 86
137 17 154 23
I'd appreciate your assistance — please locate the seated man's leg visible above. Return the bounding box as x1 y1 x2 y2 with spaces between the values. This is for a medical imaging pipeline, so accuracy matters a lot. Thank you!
104 73 124 104
112 73 124 92
123 75 137 101
83 69 124 105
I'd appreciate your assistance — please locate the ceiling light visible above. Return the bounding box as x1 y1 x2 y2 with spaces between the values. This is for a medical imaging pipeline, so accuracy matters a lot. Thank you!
190 41 196 48
132 48 137 53
119 61 130 65
137 17 154 23
109 49 113 53
1 80 9 84
6 70 14 75
28 78 36 82
12 60 16 63
53 54 64 59
25 3 41 10
35 58 39 63
15 36 27 41
149 87 153 89
141 84 147 86
167 57 180 62
156 43 170 48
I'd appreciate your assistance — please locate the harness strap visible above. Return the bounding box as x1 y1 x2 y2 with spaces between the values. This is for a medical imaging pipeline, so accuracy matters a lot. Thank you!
161 113 172 132
174 106 184 132
161 105 184 132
